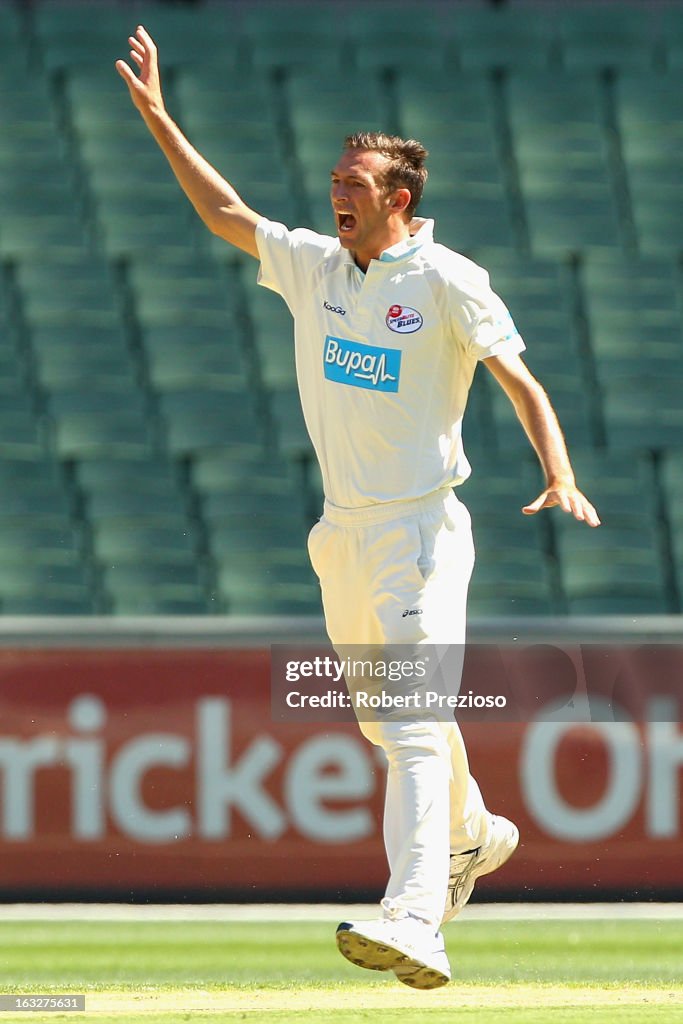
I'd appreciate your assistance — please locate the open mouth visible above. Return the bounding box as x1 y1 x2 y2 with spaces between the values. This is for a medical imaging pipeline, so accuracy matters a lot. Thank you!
337 212 357 233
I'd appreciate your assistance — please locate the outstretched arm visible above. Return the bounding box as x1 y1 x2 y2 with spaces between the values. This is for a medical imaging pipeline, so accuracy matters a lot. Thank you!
116 25 260 258
484 351 601 527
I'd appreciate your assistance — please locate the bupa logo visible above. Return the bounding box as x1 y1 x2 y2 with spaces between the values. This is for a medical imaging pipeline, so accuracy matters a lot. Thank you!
386 304 423 334
323 335 401 392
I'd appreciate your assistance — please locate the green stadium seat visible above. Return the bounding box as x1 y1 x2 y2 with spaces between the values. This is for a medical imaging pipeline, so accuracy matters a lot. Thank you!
558 546 669 614
448 7 555 71
658 450 683 602
557 8 656 71
286 72 387 220
0 182 75 219
393 73 517 250
0 562 92 606
662 8 683 70
101 562 205 610
0 519 83 566
0 212 87 260
207 517 309 558
563 449 656 520
84 488 187 521
0 123 65 163
16 264 119 326
176 74 275 126
0 350 27 396
0 6 21 40
1 593 95 614
288 72 385 130
269 387 312 457
460 460 553 617
90 519 198 565
349 22 450 73
46 386 147 418
484 253 584 367
123 8 241 71
201 488 308 526
552 448 669 612
566 592 669 615
507 73 620 256
189 456 305 524
579 254 683 382
50 412 153 460
0 460 73 536
489 376 595 453
241 278 297 389
129 251 240 313
35 349 139 392
64 71 138 129
29 325 131 374
106 589 209 615
34 7 196 76
75 455 178 488
92 197 198 259
47 385 159 473
466 592 555 617
614 74 683 255
660 449 683 520
256 340 297 390
218 580 321 616
0 485 72 520
147 342 250 393
234 594 322 615
241 4 343 35
0 22 33 77
602 377 683 451
249 29 345 74
0 395 44 458
425 193 516 252
216 556 316 591
160 389 267 457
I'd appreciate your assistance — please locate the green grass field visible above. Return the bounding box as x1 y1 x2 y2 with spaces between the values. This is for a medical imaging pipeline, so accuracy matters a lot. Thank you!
0 916 681 1023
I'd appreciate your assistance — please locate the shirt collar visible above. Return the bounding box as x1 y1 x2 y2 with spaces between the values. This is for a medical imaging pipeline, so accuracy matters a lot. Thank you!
340 218 434 269
379 218 434 262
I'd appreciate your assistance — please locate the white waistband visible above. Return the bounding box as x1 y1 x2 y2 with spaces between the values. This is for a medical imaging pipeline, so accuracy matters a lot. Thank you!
322 486 455 527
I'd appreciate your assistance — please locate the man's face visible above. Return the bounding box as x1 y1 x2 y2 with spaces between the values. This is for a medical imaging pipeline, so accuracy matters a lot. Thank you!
330 149 396 256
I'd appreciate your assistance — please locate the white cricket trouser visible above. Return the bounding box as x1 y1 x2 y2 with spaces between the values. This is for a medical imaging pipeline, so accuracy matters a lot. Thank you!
307 485 490 929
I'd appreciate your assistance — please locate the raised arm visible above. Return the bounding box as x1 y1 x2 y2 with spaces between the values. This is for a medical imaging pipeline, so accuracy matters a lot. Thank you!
484 350 601 527
116 25 260 258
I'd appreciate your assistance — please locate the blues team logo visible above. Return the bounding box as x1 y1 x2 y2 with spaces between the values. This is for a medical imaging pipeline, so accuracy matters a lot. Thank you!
385 304 423 334
323 335 401 392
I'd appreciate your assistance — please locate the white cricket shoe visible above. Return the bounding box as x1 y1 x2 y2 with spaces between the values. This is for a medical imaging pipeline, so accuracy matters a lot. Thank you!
336 913 451 990
442 814 519 925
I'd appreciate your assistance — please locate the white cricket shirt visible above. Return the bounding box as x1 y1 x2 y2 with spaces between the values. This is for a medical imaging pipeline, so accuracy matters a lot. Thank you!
256 216 525 509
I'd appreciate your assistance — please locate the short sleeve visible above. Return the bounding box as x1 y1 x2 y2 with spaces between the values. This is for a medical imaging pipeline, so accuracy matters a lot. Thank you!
449 269 526 362
255 218 336 314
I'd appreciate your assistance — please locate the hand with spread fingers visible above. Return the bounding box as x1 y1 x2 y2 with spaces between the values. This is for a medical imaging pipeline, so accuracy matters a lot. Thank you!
522 483 601 526
115 25 165 117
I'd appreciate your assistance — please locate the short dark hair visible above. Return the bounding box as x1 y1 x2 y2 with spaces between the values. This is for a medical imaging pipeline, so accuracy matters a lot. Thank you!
343 131 429 217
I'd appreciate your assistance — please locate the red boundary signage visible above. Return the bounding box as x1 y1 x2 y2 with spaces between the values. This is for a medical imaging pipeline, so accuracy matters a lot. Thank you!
0 647 680 897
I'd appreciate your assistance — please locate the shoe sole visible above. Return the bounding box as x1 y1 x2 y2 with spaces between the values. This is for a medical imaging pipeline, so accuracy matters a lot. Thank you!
443 819 520 925
393 961 450 990
336 925 450 990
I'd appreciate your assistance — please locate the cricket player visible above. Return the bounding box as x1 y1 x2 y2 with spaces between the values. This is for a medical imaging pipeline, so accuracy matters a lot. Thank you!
117 26 600 990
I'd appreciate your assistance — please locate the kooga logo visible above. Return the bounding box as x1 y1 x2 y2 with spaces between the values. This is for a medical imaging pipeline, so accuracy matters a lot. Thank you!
323 335 401 392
